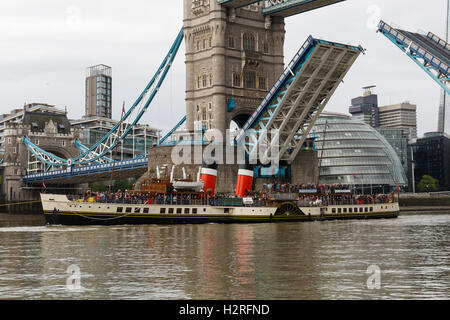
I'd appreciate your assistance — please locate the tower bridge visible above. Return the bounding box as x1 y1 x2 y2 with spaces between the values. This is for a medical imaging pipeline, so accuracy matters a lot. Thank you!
18 0 360 193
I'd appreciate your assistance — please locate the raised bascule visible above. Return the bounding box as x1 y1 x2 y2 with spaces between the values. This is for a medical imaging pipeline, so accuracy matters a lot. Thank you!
21 0 364 194
377 20 450 95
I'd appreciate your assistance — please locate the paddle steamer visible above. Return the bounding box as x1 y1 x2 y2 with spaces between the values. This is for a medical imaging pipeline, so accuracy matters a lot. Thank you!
41 175 399 226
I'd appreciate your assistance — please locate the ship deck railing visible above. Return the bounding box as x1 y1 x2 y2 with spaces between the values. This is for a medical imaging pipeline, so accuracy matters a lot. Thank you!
66 194 392 208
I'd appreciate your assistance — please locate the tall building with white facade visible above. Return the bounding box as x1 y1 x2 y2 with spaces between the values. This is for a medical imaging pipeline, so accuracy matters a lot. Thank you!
378 102 418 139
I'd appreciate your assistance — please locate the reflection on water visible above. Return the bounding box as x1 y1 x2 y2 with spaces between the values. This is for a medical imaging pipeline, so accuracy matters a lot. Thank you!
0 214 448 299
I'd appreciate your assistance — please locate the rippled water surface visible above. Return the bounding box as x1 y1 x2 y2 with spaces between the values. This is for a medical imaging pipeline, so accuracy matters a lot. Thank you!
0 213 448 299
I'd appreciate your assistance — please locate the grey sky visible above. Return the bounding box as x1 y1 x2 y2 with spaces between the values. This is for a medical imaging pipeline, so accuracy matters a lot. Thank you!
0 0 447 136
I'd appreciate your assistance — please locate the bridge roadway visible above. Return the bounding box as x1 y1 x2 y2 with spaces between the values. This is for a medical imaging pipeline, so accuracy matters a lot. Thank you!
23 158 148 185
217 0 345 17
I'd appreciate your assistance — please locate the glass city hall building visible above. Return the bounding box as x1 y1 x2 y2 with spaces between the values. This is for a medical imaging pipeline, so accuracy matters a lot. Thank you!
310 113 407 193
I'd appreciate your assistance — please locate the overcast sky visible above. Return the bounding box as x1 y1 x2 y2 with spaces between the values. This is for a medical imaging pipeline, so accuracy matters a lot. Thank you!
0 0 447 136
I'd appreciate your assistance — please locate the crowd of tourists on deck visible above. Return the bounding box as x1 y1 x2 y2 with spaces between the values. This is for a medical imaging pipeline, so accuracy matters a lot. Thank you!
261 182 351 194
68 181 394 207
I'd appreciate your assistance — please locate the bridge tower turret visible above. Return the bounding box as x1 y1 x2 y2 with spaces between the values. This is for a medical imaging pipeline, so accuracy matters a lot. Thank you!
184 0 285 135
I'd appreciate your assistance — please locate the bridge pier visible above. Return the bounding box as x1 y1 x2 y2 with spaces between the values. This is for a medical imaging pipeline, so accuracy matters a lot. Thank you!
146 145 318 194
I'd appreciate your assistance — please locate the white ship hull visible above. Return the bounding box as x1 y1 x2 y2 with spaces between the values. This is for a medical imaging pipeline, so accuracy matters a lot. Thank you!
40 194 400 226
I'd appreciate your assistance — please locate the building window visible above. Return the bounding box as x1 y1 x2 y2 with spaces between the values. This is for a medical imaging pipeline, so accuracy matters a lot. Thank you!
243 71 256 89
233 73 241 87
259 76 266 90
229 37 235 48
202 74 207 87
263 41 269 54
209 74 212 86
243 33 256 51
58 124 65 134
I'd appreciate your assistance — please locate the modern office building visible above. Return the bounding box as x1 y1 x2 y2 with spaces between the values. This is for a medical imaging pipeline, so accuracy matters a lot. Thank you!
85 64 112 119
438 0 450 135
378 102 417 139
348 86 379 128
78 63 161 160
310 112 407 193
377 128 413 188
413 132 450 191
349 87 417 139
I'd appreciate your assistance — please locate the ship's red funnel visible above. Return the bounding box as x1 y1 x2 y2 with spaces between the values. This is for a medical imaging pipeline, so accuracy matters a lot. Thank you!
235 165 254 198
200 162 217 196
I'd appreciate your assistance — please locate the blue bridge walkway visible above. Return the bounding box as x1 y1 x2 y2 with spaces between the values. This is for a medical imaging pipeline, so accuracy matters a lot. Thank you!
23 158 148 185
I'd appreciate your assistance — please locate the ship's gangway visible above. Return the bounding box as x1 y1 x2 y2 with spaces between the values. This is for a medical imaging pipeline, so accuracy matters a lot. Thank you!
236 35 364 163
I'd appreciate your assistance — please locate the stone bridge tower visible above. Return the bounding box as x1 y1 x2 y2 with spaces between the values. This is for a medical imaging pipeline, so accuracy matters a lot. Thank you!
184 0 285 135
0 108 82 201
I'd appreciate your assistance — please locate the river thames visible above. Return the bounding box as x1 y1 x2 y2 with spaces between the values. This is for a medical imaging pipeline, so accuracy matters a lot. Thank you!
0 213 448 300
